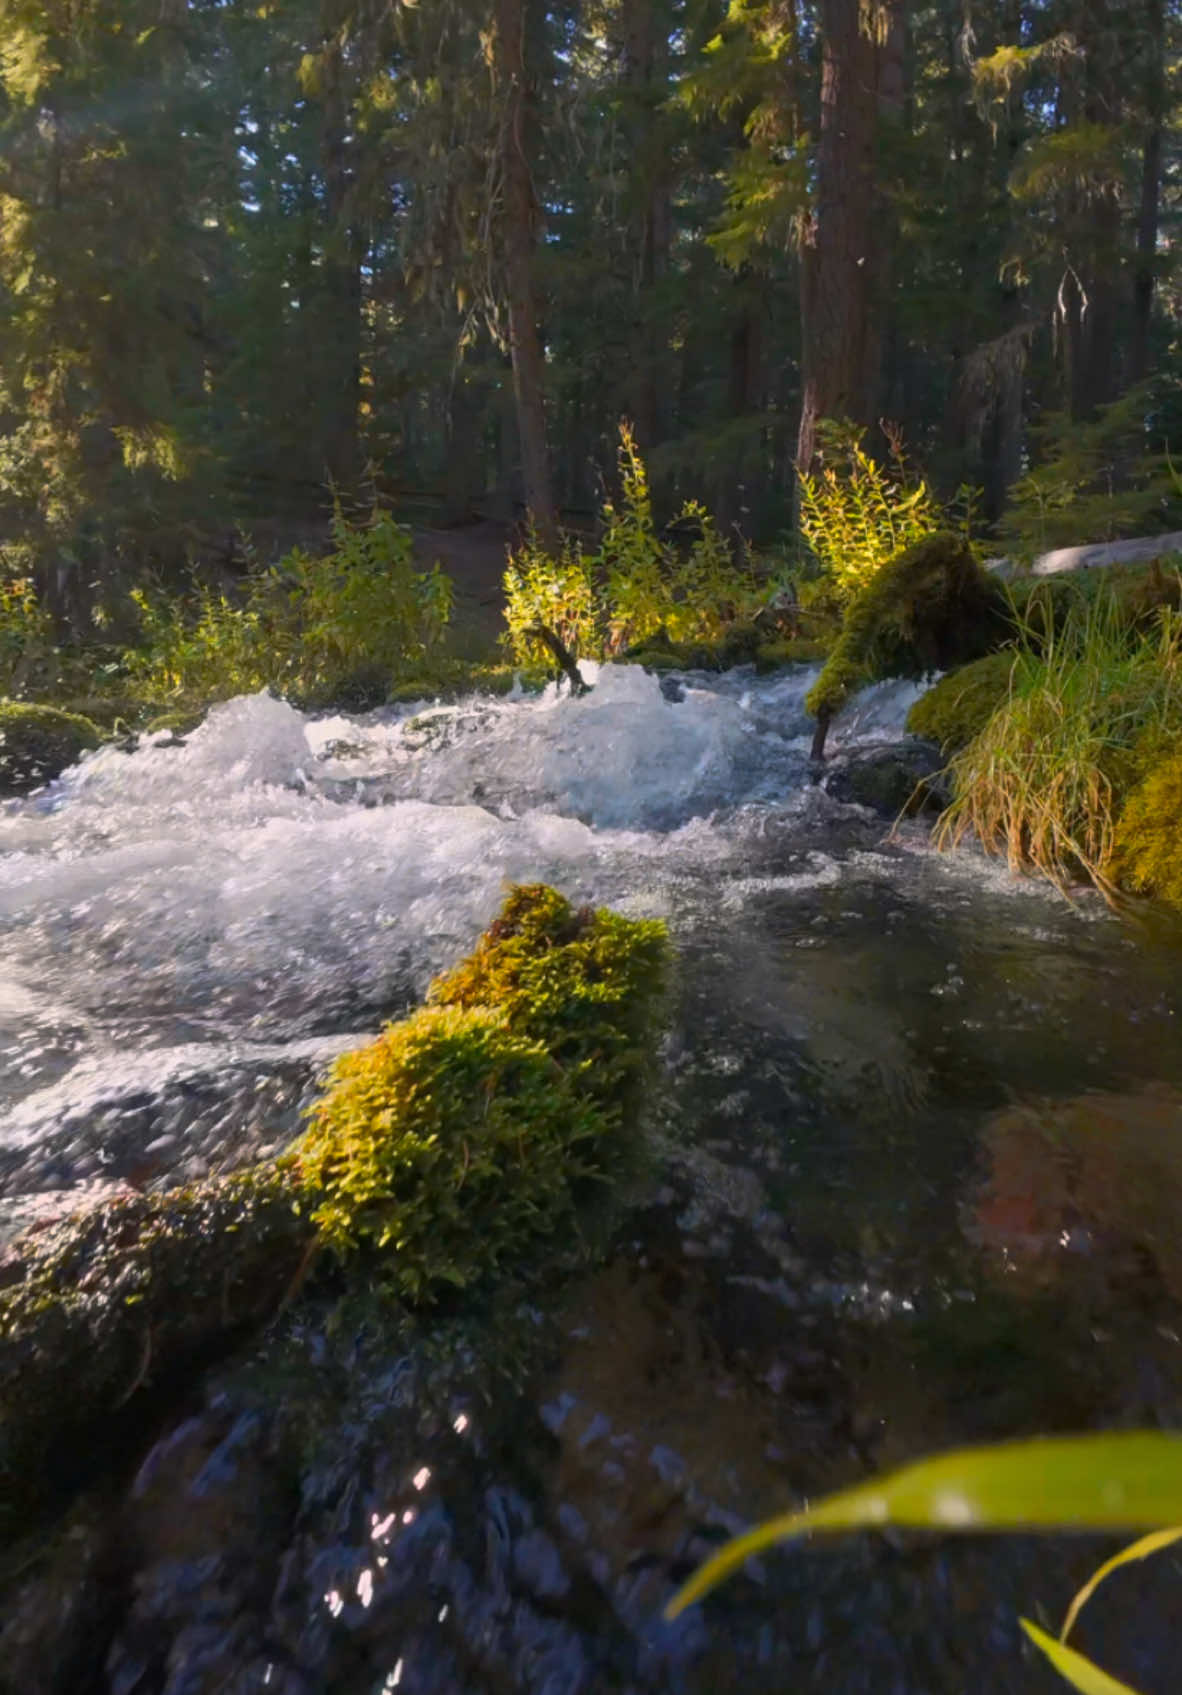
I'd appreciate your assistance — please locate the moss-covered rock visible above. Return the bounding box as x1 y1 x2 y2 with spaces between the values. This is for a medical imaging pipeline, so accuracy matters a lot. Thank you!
0 885 668 1538
1111 740 1182 910
905 650 1019 753
298 1005 607 1297
805 533 1009 731
0 702 102 795
428 882 668 1125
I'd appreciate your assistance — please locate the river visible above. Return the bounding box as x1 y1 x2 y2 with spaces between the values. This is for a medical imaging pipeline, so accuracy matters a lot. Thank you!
2 663 1181 1693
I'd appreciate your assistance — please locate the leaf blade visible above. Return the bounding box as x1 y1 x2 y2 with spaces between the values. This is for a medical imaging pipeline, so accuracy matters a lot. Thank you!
1021 1618 1145 1695
665 1432 1182 1619
1060 1527 1182 1644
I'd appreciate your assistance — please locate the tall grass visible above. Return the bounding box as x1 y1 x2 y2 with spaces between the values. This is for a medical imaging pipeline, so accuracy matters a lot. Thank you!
935 587 1182 897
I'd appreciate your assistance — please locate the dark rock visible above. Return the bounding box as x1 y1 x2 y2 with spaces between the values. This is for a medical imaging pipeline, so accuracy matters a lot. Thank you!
822 741 948 818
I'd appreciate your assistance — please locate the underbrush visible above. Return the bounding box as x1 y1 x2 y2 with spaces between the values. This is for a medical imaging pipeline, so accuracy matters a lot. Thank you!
933 590 1182 897
122 508 454 710
503 424 768 665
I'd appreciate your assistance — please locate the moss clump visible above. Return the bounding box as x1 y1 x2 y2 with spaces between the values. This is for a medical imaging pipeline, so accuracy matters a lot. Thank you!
297 1005 606 1297
806 533 1009 725
1111 741 1182 910
0 884 668 1536
428 882 668 1124
0 702 102 795
906 650 1019 752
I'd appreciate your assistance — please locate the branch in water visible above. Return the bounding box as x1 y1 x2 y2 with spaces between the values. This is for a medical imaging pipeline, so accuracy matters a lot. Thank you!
527 625 589 696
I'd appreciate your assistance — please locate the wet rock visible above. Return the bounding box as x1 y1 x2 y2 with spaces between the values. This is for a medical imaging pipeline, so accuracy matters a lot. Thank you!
822 741 948 818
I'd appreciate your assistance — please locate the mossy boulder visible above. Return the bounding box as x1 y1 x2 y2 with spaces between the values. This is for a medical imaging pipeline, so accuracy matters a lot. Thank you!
906 650 1019 753
0 702 102 795
806 533 1009 729
0 885 668 1538
1111 741 1182 910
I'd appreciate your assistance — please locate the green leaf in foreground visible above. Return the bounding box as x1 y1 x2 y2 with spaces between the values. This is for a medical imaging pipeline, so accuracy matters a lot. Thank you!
665 1431 1182 1619
1020 1619 1144 1695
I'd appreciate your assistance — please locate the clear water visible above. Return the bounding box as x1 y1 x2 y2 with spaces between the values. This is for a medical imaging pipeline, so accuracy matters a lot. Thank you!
3 665 1182 1693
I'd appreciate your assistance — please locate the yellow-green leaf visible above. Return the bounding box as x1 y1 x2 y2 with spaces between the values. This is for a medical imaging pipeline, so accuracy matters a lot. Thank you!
1021 1619 1144 1695
1061 1528 1182 1645
665 1432 1182 1619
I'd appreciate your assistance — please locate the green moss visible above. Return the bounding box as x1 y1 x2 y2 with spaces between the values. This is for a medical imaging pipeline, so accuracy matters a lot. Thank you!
754 636 832 671
428 882 669 1124
806 533 1009 724
1111 739 1182 910
0 702 102 794
906 650 1019 752
297 1004 606 1296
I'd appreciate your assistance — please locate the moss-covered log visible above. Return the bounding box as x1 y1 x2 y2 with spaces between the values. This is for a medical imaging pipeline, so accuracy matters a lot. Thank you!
805 534 1010 756
0 886 668 1539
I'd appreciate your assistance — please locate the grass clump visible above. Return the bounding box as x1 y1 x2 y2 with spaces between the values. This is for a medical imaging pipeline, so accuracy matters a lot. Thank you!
0 701 101 794
934 593 1182 896
906 651 1018 752
806 532 1008 724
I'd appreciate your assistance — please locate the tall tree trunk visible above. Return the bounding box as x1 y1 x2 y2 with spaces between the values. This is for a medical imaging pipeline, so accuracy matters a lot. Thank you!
796 0 905 476
320 28 364 495
619 0 672 452
1131 0 1165 385
492 0 558 552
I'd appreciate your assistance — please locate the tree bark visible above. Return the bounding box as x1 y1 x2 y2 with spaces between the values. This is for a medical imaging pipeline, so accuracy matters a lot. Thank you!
492 0 558 553
319 26 364 495
1131 0 1165 385
796 0 905 477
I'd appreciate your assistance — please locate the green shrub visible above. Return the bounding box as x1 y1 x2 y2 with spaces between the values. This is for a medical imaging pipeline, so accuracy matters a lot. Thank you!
0 571 57 698
806 532 1009 723
1111 739 1182 910
935 594 1182 894
906 650 1019 752
0 701 101 793
797 423 948 603
123 508 454 710
502 424 763 667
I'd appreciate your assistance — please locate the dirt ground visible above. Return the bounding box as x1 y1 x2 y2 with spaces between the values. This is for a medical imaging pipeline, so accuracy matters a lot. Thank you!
411 521 514 657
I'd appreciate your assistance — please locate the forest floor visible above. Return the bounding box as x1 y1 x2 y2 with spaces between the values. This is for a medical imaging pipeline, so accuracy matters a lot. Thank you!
412 520 513 657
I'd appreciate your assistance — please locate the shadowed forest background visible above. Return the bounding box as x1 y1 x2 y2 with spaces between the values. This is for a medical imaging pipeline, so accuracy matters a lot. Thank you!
2 0 1181 635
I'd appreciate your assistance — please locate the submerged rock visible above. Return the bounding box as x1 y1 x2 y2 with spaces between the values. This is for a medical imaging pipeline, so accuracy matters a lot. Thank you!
822 741 948 818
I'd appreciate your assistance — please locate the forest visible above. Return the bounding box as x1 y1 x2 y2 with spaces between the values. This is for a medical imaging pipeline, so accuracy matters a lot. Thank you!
1 0 1180 632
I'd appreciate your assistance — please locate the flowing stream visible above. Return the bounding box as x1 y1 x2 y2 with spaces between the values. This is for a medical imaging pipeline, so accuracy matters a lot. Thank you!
3 663 1182 1694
